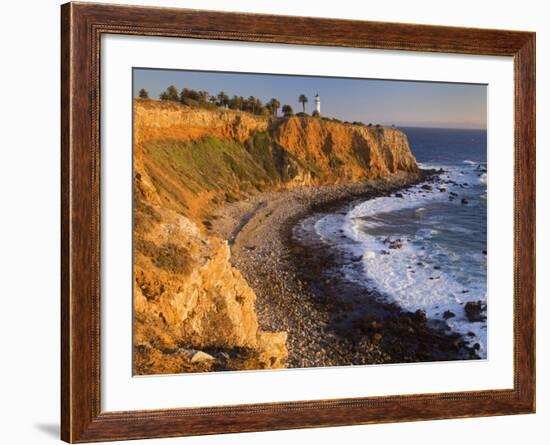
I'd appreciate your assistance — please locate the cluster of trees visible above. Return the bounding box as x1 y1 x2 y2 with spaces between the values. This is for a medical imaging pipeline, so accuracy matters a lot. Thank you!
138 87 317 118
138 87 389 128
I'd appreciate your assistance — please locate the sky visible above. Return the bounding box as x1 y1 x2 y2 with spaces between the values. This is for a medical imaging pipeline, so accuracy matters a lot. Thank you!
133 68 487 130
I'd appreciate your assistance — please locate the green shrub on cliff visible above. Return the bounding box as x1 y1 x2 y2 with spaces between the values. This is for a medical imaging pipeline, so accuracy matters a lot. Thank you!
144 130 316 208
145 136 271 194
160 85 179 101
282 105 294 117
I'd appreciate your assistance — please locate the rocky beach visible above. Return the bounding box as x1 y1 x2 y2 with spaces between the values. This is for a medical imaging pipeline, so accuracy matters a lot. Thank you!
209 170 480 368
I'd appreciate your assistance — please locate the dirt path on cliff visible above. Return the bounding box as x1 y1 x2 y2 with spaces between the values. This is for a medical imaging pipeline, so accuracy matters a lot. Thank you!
209 171 479 369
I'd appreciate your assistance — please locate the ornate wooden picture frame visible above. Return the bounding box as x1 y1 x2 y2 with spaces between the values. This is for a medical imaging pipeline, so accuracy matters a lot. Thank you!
61 2 535 442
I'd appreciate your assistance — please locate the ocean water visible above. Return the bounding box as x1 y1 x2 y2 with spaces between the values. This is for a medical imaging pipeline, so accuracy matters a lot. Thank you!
314 127 488 356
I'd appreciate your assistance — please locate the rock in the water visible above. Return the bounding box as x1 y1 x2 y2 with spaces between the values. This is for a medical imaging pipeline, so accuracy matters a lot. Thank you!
443 310 455 320
461 197 469 204
388 239 403 249
464 301 487 322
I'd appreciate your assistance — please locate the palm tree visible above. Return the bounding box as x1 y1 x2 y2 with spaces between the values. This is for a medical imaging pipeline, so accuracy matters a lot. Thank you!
298 94 308 113
282 104 293 117
217 91 229 108
267 98 281 117
254 98 263 114
247 96 257 114
198 90 209 103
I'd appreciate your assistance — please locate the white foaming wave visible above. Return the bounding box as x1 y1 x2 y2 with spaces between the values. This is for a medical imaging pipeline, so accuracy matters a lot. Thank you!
349 161 486 222
464 159 487 165
313 162 488 355
348 181 446 220
342 216 487 354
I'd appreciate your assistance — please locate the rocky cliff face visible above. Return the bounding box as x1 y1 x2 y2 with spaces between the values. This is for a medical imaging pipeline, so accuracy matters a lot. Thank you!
272 117 418 182
134 99 268 145
133 193 287 374
134 100 418 222
133 99 418 374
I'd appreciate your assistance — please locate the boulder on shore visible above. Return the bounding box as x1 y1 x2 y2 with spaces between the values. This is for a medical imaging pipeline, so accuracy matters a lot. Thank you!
464 301 487 322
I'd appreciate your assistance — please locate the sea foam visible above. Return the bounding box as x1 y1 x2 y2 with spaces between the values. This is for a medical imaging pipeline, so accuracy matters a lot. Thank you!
314 162 488 356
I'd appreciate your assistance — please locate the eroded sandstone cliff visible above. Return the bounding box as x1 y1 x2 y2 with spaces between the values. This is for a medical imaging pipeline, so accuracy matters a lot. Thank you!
133 201 287 374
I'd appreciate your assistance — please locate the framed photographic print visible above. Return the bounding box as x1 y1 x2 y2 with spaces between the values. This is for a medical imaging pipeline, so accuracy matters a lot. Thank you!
61 2 535 442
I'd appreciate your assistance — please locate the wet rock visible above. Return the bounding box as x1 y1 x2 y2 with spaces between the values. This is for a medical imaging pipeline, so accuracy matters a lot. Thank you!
464 301 487 322
421 184 433 191
395 192 404 198
442 310 455 320
412 309 427 323
450 191 458 197
461 197 469 204
388 239 403 249
439 187 447 192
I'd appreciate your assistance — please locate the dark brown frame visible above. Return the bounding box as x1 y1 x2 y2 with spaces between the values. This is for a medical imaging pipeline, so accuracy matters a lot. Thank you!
61 1 536 442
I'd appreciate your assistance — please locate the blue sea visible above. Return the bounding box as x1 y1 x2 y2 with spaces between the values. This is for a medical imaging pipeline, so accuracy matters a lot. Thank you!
314 127 488 356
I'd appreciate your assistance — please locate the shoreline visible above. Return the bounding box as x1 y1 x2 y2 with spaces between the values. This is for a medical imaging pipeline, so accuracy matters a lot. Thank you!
208 170 479 368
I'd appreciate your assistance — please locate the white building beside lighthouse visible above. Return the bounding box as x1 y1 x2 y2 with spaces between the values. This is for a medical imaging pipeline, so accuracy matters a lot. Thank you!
314 94 321 115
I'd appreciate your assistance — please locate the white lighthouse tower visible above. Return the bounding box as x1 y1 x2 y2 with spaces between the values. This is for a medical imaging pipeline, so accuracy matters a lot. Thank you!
314 94 321 115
